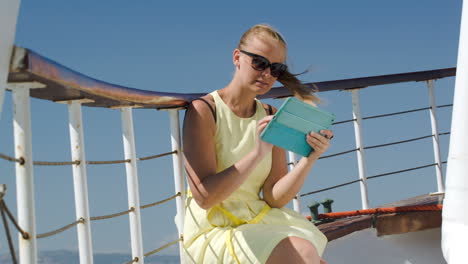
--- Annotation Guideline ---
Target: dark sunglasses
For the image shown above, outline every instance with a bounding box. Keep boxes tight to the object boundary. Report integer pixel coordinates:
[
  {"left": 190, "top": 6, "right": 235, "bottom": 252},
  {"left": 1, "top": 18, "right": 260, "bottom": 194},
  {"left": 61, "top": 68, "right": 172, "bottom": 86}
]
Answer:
[{"left": 239, "top": 50, "right": 287, "bottom": 78}]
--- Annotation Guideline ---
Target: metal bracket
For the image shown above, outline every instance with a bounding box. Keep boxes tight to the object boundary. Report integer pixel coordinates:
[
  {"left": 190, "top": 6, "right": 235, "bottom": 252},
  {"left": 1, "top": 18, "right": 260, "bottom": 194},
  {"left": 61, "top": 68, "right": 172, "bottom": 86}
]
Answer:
[{"left": 7, "top": 82, "right": 46, "bottom": 90}]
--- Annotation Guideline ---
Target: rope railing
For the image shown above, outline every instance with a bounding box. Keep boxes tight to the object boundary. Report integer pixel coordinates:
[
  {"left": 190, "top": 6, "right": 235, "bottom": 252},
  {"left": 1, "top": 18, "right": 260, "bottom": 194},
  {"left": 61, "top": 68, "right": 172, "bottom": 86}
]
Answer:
[
  {"left": 138, "top": 150, "right": 177, "bottom": 161},
  {"left": 1, "top": 200, "right": 18, "bottom": 264},
  {"left": 1, "top": 190, "right": 182, "bottom": 262},
  {"left": 144, "top": 238, "right": 182, "bottom": 257},
  {"left": 0, "top": 182, "right": 180, "bottom": 263},
  {"left": 141, "top": 192, "right": 181, "bottom": 209},
  {"left": 31, "top": 193, "right": 181, "bottom": 241},
  {"left": 0, "top": 153, "right": 23, "bottom": 164},
  {"left": 123, "top": 238, "right": 183, "bottom": 264},
  {"left": 0, "top": 103, "right": 452, "bottom": 168},
  {"left": 34, "top": 161, "right": 80, "bottom": 166},
  {"left": 87, "top": 159, "right": 130, "bottom": 165},
  {"left": 0, "top": 77, "right": 455, "bottom": 262},
  {"left": 0, "top": 150, "right": 176, "bottom": 166},
  {"left": 300, "top": 161, "right": 444, "bottom": 197},
  {"left": 36, "top": 218, "right": 84, "bottom": 239},
  {"left": 0, "top": 199, "right": 29, "bottom": 239},
  {"left": 90, "top": 208, "right": 135, "bottom": 221},
  {"left": 1, "top": 185, "right": 18, "bottom": 264}
]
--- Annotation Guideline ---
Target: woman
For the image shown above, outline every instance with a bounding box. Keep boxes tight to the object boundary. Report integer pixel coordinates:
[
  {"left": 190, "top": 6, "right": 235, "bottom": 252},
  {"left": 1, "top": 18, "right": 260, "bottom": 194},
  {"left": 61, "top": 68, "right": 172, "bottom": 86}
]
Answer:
[{"left": 183, "top": 24, "right": 333, "bottom": 264}]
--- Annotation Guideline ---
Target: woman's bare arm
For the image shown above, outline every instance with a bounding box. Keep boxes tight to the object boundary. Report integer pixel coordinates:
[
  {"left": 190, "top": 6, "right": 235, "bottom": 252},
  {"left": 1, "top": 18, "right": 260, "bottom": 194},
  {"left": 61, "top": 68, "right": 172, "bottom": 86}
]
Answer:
[
  {"left": 183, "top": 98, "right": 271, "bottom": 209},
  {"left": 262, "top": 106, "right": 333, "bottom": 208}
]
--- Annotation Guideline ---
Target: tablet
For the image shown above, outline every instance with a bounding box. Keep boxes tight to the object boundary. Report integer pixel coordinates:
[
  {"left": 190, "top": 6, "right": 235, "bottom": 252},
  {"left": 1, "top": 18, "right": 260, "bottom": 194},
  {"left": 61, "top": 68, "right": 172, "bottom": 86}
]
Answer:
[{"left": 260, "top": 97, "right": 335, "bottom": 157}]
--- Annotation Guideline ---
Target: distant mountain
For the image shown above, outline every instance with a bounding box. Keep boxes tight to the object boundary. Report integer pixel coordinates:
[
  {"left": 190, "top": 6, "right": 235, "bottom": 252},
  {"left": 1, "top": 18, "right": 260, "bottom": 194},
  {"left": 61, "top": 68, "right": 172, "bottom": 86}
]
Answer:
[{"left": 0, "top": 250, "right": 180, "bottom": 264}]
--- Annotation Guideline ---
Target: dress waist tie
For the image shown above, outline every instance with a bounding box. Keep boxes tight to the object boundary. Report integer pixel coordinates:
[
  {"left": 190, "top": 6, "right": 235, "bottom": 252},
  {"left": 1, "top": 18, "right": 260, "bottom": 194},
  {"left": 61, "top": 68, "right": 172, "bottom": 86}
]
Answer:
[
  {"left": 187, "top": 190, "right": 271, "bottom": 263},
  {"left": 208, "top": 204, "right": 271, "bottom": 264}
]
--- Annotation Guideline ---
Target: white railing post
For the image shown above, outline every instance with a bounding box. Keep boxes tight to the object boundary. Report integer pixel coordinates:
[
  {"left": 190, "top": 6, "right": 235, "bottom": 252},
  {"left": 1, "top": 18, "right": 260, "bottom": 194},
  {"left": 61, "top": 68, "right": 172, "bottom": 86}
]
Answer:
[
  {"left": 288, "top": 151, "right": 301, "bottom": 213},
  {"left": 12, "top": 87, "right": 37, "bottom": 264},
  {"left": 121, "top": 107, "right": 144, "bottom": 264},
  {"left": 68, "top": 101, "right": 94, "bottom": 264},
  {"left": 426, "top": 80, "right": 445, "bottom": 193},
  {"left": 0, "top": 0, "right": 21, "bottom": 119},
  {"left": 351, "top": 89, "right": 370, "bottom": 209},
  {"left": 442, "top": 0, "right": 468, "bottom": 263},
  {"left": 167, "top": 109, "right": 186, "bottom": 262}
]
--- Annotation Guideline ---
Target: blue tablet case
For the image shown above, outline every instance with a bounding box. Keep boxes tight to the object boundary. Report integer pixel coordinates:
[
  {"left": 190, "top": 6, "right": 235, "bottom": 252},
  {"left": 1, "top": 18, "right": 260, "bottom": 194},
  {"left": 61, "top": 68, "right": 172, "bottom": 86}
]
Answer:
[{"left": 260, "top": 97, "right": 335, "bottom": 157}]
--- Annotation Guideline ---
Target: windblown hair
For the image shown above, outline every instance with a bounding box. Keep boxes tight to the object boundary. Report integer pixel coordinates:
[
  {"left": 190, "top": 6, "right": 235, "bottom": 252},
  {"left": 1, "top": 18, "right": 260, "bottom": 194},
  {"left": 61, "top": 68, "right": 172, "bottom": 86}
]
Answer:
[{"left": 238, "top": 24, "right": 320, "bottom": 104}]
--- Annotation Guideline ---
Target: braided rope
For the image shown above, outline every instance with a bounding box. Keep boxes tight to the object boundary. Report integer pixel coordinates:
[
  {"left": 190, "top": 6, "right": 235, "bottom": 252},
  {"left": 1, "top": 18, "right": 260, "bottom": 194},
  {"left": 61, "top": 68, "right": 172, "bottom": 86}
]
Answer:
[
  {"left": 33, "top": 160, "right": 80, "bottom": 166},
  {"left": 140, "top": 192, "right": 181, "bottom": 210},
  {"left": 36, "top": 218, "right": 85, "bottom": 239},
  {"left": 0, "top": 192, "right": 181, "bottom": 245},
  {"left": 1, "top": 200, "right": 29, "bottom": 239},
  {"left": 144, "top": 238, "right": 182, "bottom": 258},
  {"left": 0, "top": 151, "right": 176, "bottom": 166},
  {"left": 0, "top": 153, "right": 23, "bottom": 163},
  {"left": 1, "top": 200, "right": 18, "bottom": 264},
  {"left": 87, "top": 159, "right": 131, "bottom": 165},
  {"left": 90, "top": 208, "right": 135, "bottom": 221},
  {"left": 124, "top": 257, "right": 139, "bottom": 264},
  {"left": 138, "top": 150, "right": 177, "bottom": 161},
  {"left": 123, "top": 238, "right": 183, "bottom": 264}
]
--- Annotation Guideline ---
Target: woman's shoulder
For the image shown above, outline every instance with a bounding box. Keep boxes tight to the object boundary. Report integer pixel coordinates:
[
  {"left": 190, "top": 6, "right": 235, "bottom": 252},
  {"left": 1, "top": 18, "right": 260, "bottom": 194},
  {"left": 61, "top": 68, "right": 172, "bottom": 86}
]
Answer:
[{"left": 187, "top": 93, "right": 216, "bottom": 123}]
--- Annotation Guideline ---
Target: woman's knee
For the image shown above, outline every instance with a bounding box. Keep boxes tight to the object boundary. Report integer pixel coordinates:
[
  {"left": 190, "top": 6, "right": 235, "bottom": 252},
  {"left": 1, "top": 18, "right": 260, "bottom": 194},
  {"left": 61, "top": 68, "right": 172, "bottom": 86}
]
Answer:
[
  {"left": 289, "top": 237, "right": 319, "bottom": 261},
  {"left": 267, "top": 236, "right": 321, "bottom": 264}
]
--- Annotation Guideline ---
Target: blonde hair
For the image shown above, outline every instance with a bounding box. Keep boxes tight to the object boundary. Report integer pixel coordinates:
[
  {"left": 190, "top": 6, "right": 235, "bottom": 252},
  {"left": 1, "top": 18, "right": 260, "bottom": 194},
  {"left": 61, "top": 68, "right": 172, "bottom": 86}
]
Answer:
[{"left": 238, "top": 24, "right": 320, "bottom": 104}]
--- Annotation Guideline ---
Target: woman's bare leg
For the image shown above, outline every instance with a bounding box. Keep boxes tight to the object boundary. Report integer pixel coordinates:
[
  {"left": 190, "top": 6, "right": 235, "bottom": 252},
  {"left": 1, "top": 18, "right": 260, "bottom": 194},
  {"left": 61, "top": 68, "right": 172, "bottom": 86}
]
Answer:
[{"left": 265, "top": 236, "right": 323, "bottom": 264}]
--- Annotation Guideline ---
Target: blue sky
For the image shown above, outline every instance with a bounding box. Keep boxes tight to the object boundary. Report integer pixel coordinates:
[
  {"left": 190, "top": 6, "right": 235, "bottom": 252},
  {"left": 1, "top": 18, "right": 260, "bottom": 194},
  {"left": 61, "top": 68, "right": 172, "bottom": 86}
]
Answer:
[{"left": 0, "top": 0, "right": 462, "bottom": 257}]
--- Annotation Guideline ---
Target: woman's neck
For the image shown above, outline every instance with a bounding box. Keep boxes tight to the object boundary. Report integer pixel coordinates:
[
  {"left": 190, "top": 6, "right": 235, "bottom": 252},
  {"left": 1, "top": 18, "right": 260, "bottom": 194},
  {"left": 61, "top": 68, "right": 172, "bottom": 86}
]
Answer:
[{"left": 218, "top": 82, "right": 257, "bottom": 118}]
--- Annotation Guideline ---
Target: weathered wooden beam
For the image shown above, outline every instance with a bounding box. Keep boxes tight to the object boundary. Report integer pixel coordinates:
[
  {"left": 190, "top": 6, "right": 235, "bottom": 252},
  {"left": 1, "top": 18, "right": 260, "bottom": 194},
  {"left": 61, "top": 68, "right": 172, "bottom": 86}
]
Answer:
[{"left": 376, "top": 211, "right": 442, "bottom": 236}]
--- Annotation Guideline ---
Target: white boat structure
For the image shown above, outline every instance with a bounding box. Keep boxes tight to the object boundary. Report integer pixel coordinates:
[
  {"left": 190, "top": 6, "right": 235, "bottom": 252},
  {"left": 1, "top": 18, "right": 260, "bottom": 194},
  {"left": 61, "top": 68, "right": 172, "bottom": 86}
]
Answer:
[{"left": 1, "top": 0, "right": 467, "bottom": 263}]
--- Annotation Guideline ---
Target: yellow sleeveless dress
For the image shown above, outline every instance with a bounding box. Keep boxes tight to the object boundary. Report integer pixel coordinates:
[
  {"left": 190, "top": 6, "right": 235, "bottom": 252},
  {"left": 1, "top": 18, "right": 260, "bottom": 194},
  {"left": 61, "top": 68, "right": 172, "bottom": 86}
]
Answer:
[{"left": 183, "top": 91, "right": 327, "bottom": 263}]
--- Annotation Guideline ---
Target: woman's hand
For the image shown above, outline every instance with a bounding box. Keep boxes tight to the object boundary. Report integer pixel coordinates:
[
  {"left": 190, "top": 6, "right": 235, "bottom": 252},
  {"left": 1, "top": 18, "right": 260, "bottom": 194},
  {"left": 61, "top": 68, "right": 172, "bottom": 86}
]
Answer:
[
  {"left": 306, "top": 129, "right": 333, "bottom": 160},
  {"left": 255, "top": 115, "right": 274, "bottom": 157}
]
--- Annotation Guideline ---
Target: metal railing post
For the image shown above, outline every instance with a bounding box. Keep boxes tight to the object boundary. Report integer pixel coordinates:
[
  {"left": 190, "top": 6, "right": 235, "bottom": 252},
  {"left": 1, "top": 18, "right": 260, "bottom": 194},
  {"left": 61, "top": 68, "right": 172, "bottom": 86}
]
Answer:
[
  {"left": 68, "top": 101, "right": 94, "bottom": 264},
  {"left": 426, "top": 80, "right": 445, "bottom": 193},
  {"left": 121, "top": 107, "right": 144, "bottom": 263},
  {"left": 12, "top": 87, "right": 37, "bottom": 264},
  {"left": 0, "top": 0, "right": 21, "bottom": 119},
  {"left": 351, "top": 89, "right": 370, "bottom": 209},
  {"left": 288, "top": 151, "right": 301, "bottom": 213},
  {"left": 168, "top": 109, "right": 186, "bottom": 263}
]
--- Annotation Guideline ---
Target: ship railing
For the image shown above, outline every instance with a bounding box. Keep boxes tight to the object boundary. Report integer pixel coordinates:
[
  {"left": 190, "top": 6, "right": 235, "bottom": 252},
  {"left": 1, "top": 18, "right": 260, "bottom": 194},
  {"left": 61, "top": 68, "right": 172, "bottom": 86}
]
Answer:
[
  {"left": 1, "top": 48, "right": 455, "bottom": 263},
  {"left": 299, "top": 100, "right": 451, "bottom": 199},
  {"left": 0, "top": 32, "right": 456, "bottom": 264}
]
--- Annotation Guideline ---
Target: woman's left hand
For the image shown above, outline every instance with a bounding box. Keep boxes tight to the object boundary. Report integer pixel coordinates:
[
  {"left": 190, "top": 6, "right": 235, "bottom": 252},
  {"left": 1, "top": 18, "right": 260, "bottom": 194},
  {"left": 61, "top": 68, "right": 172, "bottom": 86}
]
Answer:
[{"left": 306, "top": 129, "right": 333, "bottom": 160}]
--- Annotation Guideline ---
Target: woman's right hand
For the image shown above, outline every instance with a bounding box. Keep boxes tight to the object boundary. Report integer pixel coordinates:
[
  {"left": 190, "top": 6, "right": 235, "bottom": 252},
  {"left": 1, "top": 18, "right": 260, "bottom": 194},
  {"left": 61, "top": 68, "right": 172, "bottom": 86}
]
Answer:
[{"left": 255, "top": 115, "right": 274, "bottom": 157}]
